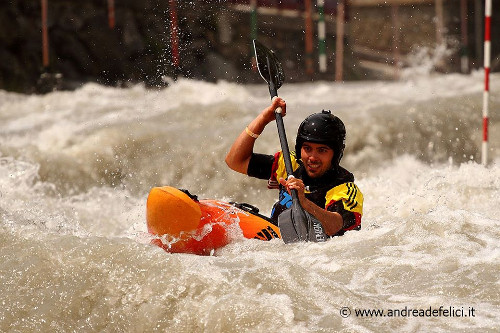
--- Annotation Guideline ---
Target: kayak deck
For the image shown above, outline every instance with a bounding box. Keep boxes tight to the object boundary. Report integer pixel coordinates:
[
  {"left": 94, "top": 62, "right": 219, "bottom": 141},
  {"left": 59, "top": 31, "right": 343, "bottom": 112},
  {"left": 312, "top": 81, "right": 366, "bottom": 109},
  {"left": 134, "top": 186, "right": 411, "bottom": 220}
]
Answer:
[{"left": 146, "top": 186, "right": 281, "bottom": 255}]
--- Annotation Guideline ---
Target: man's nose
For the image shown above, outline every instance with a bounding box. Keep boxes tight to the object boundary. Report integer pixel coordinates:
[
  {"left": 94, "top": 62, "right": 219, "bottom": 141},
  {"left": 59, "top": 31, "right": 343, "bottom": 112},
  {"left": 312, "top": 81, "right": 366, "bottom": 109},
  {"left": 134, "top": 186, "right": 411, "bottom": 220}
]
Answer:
[{"left": 308, "top": 151, "right": 319, "bottom": 160}]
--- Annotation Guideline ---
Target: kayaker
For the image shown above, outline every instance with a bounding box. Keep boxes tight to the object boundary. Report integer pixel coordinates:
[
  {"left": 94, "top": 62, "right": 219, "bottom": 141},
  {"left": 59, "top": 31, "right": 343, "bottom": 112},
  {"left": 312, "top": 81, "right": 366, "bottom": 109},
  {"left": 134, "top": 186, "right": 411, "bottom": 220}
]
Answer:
[{"left": 225, "top": 97, "right": 363, "bottom": 237}]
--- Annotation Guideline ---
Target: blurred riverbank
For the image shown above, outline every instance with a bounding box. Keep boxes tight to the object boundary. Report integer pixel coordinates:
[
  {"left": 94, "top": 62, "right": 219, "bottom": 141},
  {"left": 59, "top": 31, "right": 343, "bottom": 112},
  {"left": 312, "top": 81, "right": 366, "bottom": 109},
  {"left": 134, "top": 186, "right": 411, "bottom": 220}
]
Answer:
[{"left": 2, "top": 0, "right": 483, "bottom": 94}]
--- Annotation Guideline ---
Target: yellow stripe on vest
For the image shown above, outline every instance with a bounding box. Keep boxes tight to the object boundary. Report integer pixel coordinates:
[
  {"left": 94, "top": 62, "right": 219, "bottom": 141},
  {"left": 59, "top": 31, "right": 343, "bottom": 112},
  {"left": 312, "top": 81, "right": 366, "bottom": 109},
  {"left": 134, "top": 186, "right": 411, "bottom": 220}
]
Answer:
[
  {"left": 274, "top": 151, "right": 300, "bottom": 181},
  {"left": 326, "top": 182, "right": 364, "bottom": 214}
]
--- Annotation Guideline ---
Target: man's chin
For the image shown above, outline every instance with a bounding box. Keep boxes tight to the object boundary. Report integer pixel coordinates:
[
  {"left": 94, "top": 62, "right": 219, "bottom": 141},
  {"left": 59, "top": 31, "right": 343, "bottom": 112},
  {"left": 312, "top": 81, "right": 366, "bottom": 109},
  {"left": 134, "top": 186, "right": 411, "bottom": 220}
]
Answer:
[{"left": 306, "top": 168, "right": 323, "bottom": 178}]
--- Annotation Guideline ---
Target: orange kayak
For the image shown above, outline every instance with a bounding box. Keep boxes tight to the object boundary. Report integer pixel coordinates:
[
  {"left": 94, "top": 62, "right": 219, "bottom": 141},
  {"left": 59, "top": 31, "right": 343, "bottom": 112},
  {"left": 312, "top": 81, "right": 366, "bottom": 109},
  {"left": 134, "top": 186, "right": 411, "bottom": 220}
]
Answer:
[{"left": 146, "top": 186, "right": 281, "bottom": 255}]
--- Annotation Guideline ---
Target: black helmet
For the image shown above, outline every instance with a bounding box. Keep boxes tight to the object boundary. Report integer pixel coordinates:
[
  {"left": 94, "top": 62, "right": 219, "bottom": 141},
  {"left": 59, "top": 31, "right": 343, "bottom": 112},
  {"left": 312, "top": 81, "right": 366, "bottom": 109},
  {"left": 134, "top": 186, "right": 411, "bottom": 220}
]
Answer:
[{"left": 295, "top": 110, "right": 346, "bottom": 166}]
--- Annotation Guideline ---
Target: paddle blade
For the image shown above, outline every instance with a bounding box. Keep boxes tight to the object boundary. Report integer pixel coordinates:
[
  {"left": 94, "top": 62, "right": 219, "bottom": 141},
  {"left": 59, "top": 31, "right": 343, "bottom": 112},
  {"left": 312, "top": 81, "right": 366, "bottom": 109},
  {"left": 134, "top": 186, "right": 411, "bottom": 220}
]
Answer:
[
  {"left": 278, "top": 204, "right": 329, "bottom": 244},
  {"left": 253, "top": 40, "right": 285, "bottom": 90},
  {"left": 278, "top": 206, "right": 307, "bottom": 243}
]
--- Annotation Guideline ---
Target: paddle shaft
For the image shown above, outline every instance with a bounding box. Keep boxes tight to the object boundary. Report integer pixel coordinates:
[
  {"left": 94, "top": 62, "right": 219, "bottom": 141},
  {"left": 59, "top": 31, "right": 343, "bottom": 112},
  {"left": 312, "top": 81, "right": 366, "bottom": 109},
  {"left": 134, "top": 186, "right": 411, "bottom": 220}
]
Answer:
[{"left": 267, "top": 79, "right": 300, "bottom": 204}]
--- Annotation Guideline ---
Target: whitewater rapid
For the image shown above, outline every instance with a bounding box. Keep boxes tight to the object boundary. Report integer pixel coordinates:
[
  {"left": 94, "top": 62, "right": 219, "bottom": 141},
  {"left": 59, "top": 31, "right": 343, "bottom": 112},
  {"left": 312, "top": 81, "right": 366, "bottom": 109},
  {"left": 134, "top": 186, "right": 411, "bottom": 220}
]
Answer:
[{"left": 0, "top": 72, "right": 499, "bottom": 332}]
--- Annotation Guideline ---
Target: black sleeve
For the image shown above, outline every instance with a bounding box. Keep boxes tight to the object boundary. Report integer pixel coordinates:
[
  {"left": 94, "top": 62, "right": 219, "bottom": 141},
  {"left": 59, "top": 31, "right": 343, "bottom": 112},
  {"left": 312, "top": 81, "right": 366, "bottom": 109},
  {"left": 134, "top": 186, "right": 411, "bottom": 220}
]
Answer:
[
  {"left": 327, "top": 200, "right": 356, "bottom": 230},
  {"left": 247, "top": 153, "right": 275, "bottom": 180}
]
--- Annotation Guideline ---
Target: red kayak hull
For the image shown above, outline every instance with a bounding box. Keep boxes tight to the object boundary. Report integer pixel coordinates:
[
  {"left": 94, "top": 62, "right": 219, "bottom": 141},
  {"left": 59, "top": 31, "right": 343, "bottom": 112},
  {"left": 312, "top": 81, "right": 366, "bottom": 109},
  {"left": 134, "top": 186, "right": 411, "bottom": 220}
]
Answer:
[{"left": 146, "top": 186, "right": 281, "bottom": 255}]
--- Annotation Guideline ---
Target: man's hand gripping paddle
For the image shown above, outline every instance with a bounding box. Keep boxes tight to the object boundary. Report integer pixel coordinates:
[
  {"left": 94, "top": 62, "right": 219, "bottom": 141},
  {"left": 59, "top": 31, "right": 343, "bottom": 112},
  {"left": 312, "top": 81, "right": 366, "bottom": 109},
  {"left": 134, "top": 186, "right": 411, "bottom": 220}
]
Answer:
[{"left": 253, "top": 40, "right": 327, "bottom": 243}]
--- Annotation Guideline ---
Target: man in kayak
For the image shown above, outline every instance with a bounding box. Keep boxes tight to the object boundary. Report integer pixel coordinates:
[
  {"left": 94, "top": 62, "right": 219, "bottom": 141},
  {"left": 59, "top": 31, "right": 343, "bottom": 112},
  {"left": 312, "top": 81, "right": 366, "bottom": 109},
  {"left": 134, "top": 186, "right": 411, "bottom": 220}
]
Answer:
[{"left": 225, "top": 97, "right": 363, "bottom": 237}]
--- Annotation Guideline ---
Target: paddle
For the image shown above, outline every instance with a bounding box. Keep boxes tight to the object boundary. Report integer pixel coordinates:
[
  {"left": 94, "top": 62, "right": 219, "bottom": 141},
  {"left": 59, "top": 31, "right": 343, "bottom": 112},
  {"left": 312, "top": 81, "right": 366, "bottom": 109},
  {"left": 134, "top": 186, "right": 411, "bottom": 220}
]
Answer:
[{"left": 253, "top": 40, "right": 326, "bottom": 243}]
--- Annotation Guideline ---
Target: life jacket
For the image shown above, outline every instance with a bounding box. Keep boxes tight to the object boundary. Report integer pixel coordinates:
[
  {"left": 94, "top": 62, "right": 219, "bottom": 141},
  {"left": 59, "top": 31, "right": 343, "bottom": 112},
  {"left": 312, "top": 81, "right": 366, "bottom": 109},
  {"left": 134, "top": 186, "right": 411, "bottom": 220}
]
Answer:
[{"left": 268, "top": 151, "right": 363, "bottom": 233}]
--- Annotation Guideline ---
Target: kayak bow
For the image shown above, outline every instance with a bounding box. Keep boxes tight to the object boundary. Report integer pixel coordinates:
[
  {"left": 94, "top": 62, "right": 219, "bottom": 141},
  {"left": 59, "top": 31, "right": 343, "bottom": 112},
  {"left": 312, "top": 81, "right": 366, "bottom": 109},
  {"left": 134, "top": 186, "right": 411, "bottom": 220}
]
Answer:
[{"left": 146, "top": 186, "right": 281, "bottom": 255}]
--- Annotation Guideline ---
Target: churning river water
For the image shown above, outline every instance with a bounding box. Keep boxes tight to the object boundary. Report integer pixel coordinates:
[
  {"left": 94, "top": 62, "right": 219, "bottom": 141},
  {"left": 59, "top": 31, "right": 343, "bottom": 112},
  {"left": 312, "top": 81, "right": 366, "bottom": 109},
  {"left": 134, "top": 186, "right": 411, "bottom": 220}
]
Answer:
[{"left": 1, "top": 71, "right": 499, "bottom": 332}]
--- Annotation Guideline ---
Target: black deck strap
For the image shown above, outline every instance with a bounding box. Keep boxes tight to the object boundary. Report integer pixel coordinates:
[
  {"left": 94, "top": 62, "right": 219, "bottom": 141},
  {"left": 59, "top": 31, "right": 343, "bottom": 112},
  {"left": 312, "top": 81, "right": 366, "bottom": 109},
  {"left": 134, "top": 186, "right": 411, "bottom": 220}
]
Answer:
[
  {"left": 230, "top": 202, "right": 260, "bottom": 214},
  {"left": 179, "top": 189, "right": 198, "bottom": 202},
  {"left": 230, "top": 201, "right": 278, "bottom": 226}
]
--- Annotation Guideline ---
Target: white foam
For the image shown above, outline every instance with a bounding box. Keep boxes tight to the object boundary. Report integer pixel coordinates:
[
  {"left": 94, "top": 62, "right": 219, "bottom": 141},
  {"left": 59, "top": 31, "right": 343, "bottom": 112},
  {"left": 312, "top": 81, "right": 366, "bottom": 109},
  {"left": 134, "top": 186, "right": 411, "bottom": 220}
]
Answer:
[{"left": 1, "top": 74, "right": 499, "bottom": 332}]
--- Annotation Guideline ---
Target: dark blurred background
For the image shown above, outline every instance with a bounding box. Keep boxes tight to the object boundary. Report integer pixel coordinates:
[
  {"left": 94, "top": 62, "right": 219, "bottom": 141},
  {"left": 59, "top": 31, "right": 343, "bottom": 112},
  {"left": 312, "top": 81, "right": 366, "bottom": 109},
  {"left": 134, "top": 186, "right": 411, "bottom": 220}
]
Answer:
[{"left": 1, "top": 0, "right": 497, "bottom": 93}]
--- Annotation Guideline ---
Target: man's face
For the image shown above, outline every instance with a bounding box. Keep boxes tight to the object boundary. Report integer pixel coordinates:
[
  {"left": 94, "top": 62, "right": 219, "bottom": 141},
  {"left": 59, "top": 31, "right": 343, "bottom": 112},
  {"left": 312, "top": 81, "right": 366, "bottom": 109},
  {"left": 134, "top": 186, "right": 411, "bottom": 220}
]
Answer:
[{"left": 300, "top": 142, "right": 334, "bottom": 178}]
